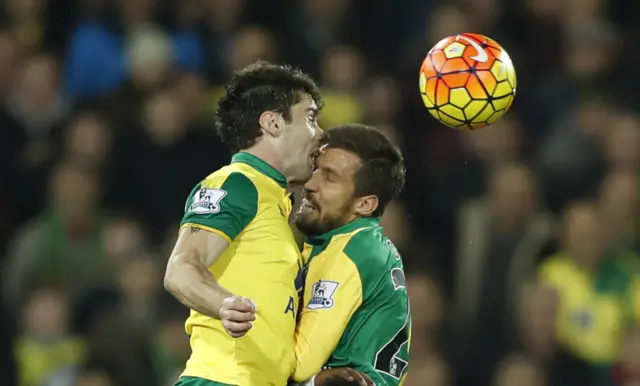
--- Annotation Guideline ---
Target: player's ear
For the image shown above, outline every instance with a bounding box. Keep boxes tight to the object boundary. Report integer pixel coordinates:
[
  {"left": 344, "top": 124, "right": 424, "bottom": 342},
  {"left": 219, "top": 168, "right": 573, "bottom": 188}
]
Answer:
[
  {"left": 259, "top": 111, "right": 282, "bottom": 137},
  {"left": 354, "top": 195, "right": 378, "bottom": 217}
]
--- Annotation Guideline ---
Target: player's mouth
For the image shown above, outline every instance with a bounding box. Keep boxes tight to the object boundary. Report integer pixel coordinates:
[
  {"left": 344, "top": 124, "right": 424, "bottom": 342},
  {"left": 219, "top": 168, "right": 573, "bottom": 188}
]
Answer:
[{"left": 300, "top": 197, "right": 319, "bottom": 213}]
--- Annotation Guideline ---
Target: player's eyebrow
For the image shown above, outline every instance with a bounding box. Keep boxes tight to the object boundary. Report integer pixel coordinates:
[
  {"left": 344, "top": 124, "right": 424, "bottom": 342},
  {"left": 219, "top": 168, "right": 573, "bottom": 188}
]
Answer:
[
  {"left": 322, "top": 165, "right": 341, "bottom": 178},
  {"left": 306, "top": 107, "right": 319, "bottom": 117}
]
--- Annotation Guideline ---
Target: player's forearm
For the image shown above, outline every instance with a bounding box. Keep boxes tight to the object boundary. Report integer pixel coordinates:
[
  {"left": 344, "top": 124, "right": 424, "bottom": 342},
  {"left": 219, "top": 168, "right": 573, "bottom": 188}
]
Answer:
[
  {"left": 293, "top": 338, "right": 330, "bottom": 381},
  {"left": 164, "top": 252, "right": 233, "bottom": 318}
]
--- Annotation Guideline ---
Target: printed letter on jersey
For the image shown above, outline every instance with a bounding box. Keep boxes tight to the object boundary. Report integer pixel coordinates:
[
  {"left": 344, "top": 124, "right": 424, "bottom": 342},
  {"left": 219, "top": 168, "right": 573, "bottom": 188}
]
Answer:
[
  {"left": 307, "top": 280, "right": 339, "bottom": 310},
  {"left": 188, "top": 187, "right": 227, "bottom": 214}
]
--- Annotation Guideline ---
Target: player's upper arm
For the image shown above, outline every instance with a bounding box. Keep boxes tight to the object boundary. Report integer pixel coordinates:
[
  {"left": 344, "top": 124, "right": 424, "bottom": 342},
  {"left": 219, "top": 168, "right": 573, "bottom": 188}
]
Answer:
[
  {"left": 293, "top": 251, "right": 364, "bottom": 381},
  {"left": 181, "top": 172, "right": 259, "bottom": 240},
  {"left": 173, "top": 172, "right": 259, "bottom": 267},
  {"left": 170, "top": 227, "right": 231, "bottom": 268}
]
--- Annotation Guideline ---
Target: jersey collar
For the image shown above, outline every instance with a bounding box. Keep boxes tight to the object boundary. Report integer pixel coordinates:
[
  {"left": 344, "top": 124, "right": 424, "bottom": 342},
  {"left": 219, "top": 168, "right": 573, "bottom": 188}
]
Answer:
[
  {"left": 307, "top": 216, "right": 380, "bottom": 245},
  {"left": 232, "top": 152, "right": 287, "bottom": 188}
]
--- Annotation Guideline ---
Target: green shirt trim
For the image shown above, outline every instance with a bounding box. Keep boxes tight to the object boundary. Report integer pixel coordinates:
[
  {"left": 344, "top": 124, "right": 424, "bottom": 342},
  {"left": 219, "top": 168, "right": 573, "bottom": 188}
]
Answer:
[
  {"left": 307, "top": 216, "right": 380, "bottom": 245},
  {"left": 181, "top": 173, "right": 259, "bottom": 241},
  {"left": 231, "top": 152, "right": 287, "bottom": 188}
]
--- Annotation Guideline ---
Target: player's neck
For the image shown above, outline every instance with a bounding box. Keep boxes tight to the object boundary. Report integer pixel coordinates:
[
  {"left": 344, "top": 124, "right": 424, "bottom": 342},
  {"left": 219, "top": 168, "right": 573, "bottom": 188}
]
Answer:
[{"left": 241, "top": 145, "right": 285, "bottom": 177}]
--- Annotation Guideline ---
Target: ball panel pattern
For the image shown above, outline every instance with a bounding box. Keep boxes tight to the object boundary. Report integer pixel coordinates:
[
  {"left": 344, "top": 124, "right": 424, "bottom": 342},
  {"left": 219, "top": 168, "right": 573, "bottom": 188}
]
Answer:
[
  {"left": 476, "top": 71, "right": 496, "bottom": 94},
  {"left": 442, "top": 58, "right": 468, "bottom": 73},
  {"left": 430, "top": 51, "right": 447, "bottom": 72},
  {"left": 449, "top": 88, "right": 471, "bottom": 108},
  {"left": 434, "top": 79, "right": 450, "bottom": 106},
  {"left": 444, "top": 42, "right": 466, "bottom": 58},
  {"left": 442, "top": 72, "right": 469, "bottom": 88},
  {"left": 418, "top": 33, "right": 516, "bottom": 129}
]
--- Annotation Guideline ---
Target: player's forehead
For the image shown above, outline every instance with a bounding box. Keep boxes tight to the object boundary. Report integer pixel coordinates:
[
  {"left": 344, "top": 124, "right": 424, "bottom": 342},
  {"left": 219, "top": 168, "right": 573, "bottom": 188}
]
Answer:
[
  {"left": 316, "top": 147, "right": 362, "bottom": 177},
  {"left": 291, "top": 93, "right": 318, "bottom": 114}
]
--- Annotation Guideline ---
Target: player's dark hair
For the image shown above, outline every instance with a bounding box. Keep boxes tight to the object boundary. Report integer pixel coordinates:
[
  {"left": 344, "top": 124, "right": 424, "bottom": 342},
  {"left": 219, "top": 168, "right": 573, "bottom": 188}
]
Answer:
[
  {"left": 325, "top": 124, "right": 406, "bottom": 217},
  {"left": 215, "top": 61, "right": 322, "bottom": 153}
]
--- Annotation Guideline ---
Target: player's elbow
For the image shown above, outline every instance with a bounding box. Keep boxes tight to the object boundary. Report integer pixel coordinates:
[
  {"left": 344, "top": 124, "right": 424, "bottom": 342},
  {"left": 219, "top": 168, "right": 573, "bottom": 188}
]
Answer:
[
  {"left": 163, "top": 264, "right": 177, "bottom": 294},
  {"left": 163, "top": 255, "right": 184, "bottom": 295}
]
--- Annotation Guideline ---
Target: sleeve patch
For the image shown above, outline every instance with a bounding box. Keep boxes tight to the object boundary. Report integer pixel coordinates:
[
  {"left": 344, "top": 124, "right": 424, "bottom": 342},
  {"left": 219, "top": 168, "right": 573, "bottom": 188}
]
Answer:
[
  {"left": 307, "top": 280, "right": 339, "bottom": 310},
  {"left": 391, "top": 268, "right": 407, "bottom": 290},
  {"left": 187, "top": 187, "right": 227, "bottom": 214}
]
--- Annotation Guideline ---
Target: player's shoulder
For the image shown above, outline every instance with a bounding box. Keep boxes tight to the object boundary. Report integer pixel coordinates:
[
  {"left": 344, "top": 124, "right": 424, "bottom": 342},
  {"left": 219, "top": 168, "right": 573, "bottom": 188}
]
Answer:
[
  {"left": 201, "top": 164, "right": 258, "bottom": 190},
  {"left": 340, "top": 224, "right": 402, "bottom": 270},
  {"left": 538, "top": 252, "right": 576, "bottom": 284},
  {"left": 539, "top": 252, "right": 571, "bottom": 272},
  {"left": 184, "top": 167, "right": 259, "bottom": 216}
]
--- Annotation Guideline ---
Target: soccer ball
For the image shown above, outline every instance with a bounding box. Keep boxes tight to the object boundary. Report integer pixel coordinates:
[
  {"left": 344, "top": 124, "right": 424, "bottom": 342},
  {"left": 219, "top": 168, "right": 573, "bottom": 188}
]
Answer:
[{"left": 419, "top": 33, "right": 516, "bottom": 130}]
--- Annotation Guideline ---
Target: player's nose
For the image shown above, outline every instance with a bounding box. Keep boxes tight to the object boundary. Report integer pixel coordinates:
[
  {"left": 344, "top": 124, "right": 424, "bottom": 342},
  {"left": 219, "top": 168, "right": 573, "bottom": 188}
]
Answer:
[
  {"left": 302, "top": 176, "right": 318, "bottom": 192},
  {"left": 314, "top": 127, "right": 326, "bottom": 143}
]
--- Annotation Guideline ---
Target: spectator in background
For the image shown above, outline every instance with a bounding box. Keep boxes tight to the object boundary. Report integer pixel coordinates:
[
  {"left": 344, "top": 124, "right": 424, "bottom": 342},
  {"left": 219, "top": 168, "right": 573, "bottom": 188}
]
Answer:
[
  {"left": 4, "top": 53, "right": 69, "bottom": 175},
  {"left": 172, "top": 73, "right": 208, "bottom": 130},
  {"left": 407, "top": 272, "right": 446, "bottom": 362},
  {"left": 3, "top": 0, "right": 48, "bottom": 53},
  {"left": 598, "top": 170, "right": 639, "bottom": 252},
  {"left": 603, "top": 113, "right": 640, "bottom": 173},
  {"left": 285, "top": 0, "right": 360, "bottom": 75},
  {"left": 15, "top": 287, "right": 85, "bottom": 386},
  {"left": 454, "top": 163, "right": 553, "bottom": 386},
  {"left": 492, "top": 355, "right": 547, "bottom": 386},
  {"left": 380, "top": 201, "right": 412, "bottom": 254},
  {"left": 615, "top": 328, "right": 640, "bottom": 386},
  {"left": 114, "top": 255, "right": 164, "bottom": 330},
  {"left": 86, "top": 301, "right": 157, "bottom": 386},
  {"left": 0, "top": 29, "right": 18, "bottom": 98},
  {"left": 106, "top": 88, "right": 218, "bottom": 242},
  {"left": 62, "top": 110, "right": 112, "bottom": 170},
  {"left": 422, "top": 118, "right": 524, "bottom": 261},
  {"left": 515, "top": 284, "right": 592, "bottom": 386},
  {"left": 539, "top": 202, "right": 640, "bottom": 384},
  {"left": 71, "top": 363, "right": 116, "bottom": 386},
  {"left": 1, "top": 53, "right": 68, "bottom": 228},
  {"left": 199, "top": 0, "right": 248, "bottom": 83},
  {"left": 319, "top": 45, "right": 365, "bottom": 128},
  {"left": 206, "top": 25, "right": 277, "bottom": 110},
  {"left": 150, "top": 305, "right": 190, "bottom": 386},
  {"left": 100, "top": 217, "right": 148, "bottom": 267},
  {"left": 362, "top": 77, "right": 402, "bottom": 145},
  {"left": 169, "top": 0, "right": 205, "bottom": 73},
  {"left": 108, "top": 25, "right": 174, "bottom": 130},
  {"left": 65, "top": 0, "right": 204, "bottom": 100},
  {"left": 404, "top": 355, "right": 451, "bottom": 386},
  {"left": 2, "top": 161, "right": 111, "bottom": 311},
  {"left": 537, "top": 97, "right": 611, "bottom": 211}
]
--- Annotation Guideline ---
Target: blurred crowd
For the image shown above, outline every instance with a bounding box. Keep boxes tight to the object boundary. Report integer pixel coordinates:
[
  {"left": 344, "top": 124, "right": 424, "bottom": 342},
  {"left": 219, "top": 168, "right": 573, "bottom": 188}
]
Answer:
[{"left": 1, "top": 0, "right": 640, "bottom": 386}]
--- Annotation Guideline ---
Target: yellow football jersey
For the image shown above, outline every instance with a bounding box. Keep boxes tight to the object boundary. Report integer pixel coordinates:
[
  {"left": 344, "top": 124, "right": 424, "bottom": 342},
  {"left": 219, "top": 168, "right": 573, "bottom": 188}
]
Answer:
[
  {"left": 179, "top": 152, "right": 304, "bottom": 385},
  {"left": 294, "top": 217, "right": 410, "bottom": 385},
  {"left": 539, "top": 252, "right": 640, "bottom": 364}
]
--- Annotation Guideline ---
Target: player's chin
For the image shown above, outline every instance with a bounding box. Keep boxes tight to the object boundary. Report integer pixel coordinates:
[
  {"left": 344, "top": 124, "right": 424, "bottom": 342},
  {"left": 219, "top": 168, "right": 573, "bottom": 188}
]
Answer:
[{"left": 294, "top": 209, "right": 320, "bottom": 231}]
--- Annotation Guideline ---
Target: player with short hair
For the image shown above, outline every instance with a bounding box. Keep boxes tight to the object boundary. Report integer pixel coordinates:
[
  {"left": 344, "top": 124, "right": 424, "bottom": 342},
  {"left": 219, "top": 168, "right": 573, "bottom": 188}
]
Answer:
[
  {"left": 291, "top": 124, "right": 411, "bottom": 386},
  {"left": 164, "top": 61, "right": 324, "bottom": 386}
]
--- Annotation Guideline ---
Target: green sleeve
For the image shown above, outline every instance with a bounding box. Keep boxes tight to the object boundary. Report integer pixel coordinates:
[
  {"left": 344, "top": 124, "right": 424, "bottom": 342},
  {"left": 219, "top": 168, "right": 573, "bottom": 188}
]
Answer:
[{"left": 181, "top": 172, "right": 258, "bottom": 241}]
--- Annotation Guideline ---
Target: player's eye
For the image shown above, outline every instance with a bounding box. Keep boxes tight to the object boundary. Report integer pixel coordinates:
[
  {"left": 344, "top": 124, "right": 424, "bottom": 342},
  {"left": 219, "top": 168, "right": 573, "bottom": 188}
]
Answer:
[{"left": 323, "top": 170, "right": 336, "bottom": 183}]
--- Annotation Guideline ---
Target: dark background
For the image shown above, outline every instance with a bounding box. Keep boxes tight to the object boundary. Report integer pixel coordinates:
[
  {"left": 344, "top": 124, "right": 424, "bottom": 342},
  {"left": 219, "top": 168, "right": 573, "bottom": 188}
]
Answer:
[{"left": 1, "top": 0, "right": 640, "bottom": 385}]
